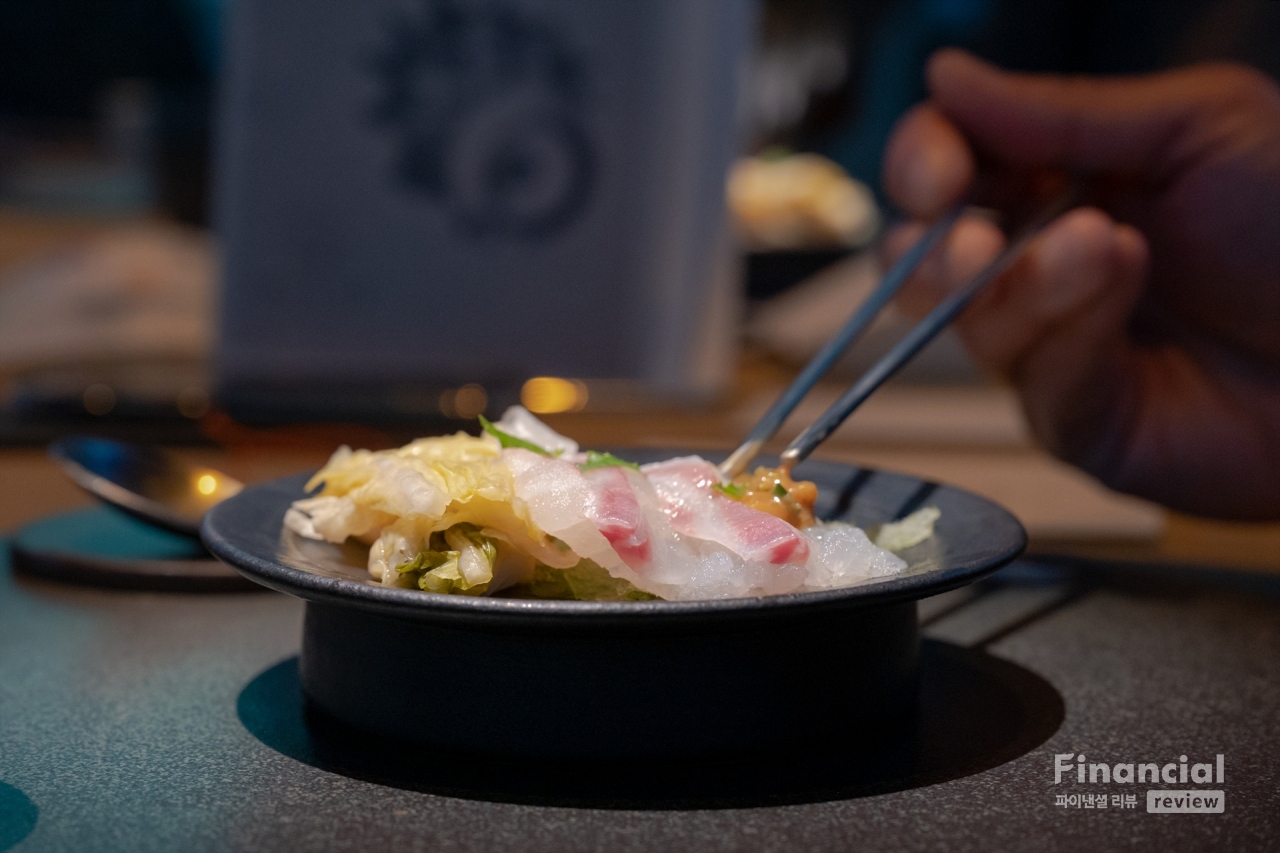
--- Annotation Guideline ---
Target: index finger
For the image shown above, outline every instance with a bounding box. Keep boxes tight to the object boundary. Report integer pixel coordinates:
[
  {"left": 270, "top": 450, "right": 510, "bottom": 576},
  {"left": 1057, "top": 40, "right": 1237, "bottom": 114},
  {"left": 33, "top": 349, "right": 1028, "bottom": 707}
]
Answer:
[{"left": 882, "top": 102, "right": 975, "bottom": 219}]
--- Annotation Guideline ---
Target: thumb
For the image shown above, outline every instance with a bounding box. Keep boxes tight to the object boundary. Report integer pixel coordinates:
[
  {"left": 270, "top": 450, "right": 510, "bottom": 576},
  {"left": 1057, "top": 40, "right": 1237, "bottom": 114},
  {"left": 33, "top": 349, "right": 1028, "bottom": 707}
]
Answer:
[{"left": 926, "top": 49, "right": 1221, "bottom": 178}]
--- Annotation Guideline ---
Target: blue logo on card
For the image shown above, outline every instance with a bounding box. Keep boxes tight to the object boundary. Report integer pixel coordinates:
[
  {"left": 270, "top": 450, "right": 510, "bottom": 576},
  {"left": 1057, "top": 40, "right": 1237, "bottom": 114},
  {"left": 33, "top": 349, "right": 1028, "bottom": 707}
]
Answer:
[{"left": 372, "top": 0, "right": 594, "bottom": 238}]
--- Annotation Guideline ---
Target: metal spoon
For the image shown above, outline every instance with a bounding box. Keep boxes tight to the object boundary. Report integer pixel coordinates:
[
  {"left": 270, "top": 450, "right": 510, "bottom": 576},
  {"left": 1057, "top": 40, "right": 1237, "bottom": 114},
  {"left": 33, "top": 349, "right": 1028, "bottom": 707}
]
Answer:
[{"left": 48, "top": 436, "right": 243, "bottom": 538}]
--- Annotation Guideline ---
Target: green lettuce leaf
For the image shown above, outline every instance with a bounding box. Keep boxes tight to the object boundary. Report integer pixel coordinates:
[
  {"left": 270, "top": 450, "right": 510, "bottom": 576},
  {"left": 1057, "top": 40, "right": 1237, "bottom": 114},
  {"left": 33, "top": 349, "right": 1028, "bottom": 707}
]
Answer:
[
  {"left": 395, "top": 523, "right": 500, "bottom": 594},
  {"left": 526, "top": 560, "right": 658, "bottom": 601},
  {"left": 446, "top": 524, "right": 497, "bottom": 566},
  {"left": 478, "top": 415, "right": 553, "bottom": 456},
  {"left": 396, "top": 549, "right": 466, "bottom": 592},
  {"left": 578, "top": 450, "right": 639, "bottom": 471}
]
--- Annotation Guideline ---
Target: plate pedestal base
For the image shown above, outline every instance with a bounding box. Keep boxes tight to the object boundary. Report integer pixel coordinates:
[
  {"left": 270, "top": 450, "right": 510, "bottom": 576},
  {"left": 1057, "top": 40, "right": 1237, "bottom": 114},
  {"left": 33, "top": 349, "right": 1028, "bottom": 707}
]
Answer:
[{"left": 299, "top": 598, "right": 920, "bottom": 760}]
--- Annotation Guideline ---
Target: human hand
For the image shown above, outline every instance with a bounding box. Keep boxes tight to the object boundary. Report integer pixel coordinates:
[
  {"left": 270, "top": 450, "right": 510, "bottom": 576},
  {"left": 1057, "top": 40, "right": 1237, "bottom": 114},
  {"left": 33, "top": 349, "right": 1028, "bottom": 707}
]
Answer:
[{"left": 881, "top": 49, "right": 1280, "bottom": 519}]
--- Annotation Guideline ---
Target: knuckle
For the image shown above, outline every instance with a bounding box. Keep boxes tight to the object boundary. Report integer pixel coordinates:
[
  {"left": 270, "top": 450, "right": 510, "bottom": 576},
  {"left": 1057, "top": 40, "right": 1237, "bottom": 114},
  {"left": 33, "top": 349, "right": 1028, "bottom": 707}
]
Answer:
[{"left": 1203, "top": 63, "right": 1280, "bottom": 110}]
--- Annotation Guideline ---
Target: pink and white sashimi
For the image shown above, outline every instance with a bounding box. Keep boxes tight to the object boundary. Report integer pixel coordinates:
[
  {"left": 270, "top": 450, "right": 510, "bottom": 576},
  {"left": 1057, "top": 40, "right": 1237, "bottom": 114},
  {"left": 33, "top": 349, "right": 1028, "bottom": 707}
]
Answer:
[{"left": 284, "top": 407, "right": 909, "bottom": 600}]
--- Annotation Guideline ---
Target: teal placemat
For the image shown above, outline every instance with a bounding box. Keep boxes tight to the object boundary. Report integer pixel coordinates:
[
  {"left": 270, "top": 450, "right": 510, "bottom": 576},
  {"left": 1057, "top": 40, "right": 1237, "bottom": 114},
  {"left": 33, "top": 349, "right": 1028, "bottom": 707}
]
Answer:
[{"left": 12, "top": 508, "right": 207, "bottom": 562}]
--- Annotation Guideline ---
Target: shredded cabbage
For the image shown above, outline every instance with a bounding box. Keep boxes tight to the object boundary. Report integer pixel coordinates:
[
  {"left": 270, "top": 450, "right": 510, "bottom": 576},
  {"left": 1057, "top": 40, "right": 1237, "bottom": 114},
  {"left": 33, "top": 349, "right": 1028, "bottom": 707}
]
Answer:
[
  {"left": 286, "top": 431, "right": 576, "bottom": 591},
  {"left": 874, "top": 506, "right": 941, "bottom": 551},
  {"left": 390, "top": 524, "right": 501, "bottom": 593},
  {"left": 527, "top": 560, "right": 658, "bottom": 602}
]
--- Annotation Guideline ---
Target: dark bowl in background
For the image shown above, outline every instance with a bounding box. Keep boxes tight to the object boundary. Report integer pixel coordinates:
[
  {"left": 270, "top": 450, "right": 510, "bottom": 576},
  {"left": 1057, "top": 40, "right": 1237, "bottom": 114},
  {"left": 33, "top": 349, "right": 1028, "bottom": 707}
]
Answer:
[
  {"left": 746, "top": 248, "right": 854, "bottom": 302},
  {"left": 201, "top": 453, "right": 1025, "bottom": 760}
]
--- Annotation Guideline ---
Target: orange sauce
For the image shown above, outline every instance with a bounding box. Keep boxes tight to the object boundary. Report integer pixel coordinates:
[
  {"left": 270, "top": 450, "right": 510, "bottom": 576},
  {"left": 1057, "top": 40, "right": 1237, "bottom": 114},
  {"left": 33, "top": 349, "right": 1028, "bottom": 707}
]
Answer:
[{"left": 730, "top": 466, "right": 818, "bottom": 528}]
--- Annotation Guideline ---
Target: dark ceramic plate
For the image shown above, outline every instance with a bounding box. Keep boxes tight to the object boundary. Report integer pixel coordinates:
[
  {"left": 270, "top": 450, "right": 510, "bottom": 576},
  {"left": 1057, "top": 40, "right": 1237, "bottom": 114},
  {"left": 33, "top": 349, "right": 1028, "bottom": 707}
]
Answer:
[{"left": 202, "top": 454, "right": 1026, "bottom": 759}]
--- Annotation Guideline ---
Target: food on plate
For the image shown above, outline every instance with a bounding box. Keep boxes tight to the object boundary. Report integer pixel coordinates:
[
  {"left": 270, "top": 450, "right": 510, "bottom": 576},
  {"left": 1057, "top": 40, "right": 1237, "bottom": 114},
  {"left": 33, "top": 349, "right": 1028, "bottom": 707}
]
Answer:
[
  {"left": 874, "top": 506, "right": 942, "bottom": 552},
  {"left": 719, "top": 465, "right": 819, "bottom": 528},
  {"left": 284, "top": 407, "right": 935, "bottom": 601},
  {"left": 727, "top": 152, "right": 880, "bottom": 250}
]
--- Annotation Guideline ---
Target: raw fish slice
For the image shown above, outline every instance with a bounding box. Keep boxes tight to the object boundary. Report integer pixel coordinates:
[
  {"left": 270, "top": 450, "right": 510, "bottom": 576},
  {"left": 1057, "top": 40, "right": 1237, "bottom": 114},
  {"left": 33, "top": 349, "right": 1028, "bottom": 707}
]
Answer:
[
  {"left": 620, "top": 469, "right": 806, "bottom": 598},
  {"left": 504, "top": 449, "right": 681, "bottom": 596},
  {"left": 495, "top": 406, "right": 579, "bottom": 456},
  {"left": 502, "top": 448, "right": 621, "bottom": 571},
  {"left": 801, "top": 523, "right": 906, "bottom": 589},
  {"left": 614, "top": 468, "right": 699, "bottom": 591},
  {"left": 580, "top": 466, "right": 652, "bottom": 570},
  {"left": 640, "top": 457, "right": 809, "bottom": 566},
  {"left": 715, "top": 496, "right": 809, "bottom": 564}
]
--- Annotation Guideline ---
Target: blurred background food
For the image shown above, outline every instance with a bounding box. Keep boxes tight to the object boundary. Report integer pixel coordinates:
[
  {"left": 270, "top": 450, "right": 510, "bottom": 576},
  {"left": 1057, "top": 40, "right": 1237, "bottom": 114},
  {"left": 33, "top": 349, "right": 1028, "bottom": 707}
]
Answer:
[
  {"left": 728, "top": 151, "right": 880, "bottom": 251},
  {"left": 2, "top": 0, "right": 1279, "bottom": 567}
]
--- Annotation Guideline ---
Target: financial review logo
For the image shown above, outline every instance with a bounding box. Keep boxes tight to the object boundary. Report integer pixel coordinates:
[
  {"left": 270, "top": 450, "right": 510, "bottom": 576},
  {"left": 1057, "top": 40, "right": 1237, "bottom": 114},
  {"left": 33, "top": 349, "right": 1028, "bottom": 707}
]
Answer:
[
  {"left": 371, "top": 0, "right": 595, "bottom": 237},
  {"left": 1052, "top": 752, "right": 1226, "bottom": 814}
]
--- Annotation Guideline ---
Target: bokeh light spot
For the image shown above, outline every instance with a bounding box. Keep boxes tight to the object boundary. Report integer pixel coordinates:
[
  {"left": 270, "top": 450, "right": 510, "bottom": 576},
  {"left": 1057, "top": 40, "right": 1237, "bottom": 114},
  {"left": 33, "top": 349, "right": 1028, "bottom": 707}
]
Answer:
[{"left": 521, "top": 377, "right": 586, "bottom": 413}]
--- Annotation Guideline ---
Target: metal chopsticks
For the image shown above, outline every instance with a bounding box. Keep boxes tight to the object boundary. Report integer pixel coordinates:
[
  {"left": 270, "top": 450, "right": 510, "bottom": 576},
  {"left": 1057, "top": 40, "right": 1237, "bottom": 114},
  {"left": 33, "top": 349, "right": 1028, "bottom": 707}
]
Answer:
[
  {"left": 717, "top": 200, "right": 968, "bottom": 479},
  {"left": 721, "top": 179, "right": 1081, "bottom": 479},
  {"left": 776, "top": 181, "right": 1081, "bottom": 471}
]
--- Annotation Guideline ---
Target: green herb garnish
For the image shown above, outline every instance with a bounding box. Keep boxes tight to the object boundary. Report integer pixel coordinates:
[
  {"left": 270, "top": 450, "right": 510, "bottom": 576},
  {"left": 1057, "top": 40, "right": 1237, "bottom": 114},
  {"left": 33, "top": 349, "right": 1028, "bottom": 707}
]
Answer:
[
  {"left": 524, "top": 560, "right": 659, "bottom": 602},
  {"left": 478, "top": 415, "right": 552, "bottom": 456},
  {"left": 772, "top": 482, "right": 789, "bottom": 498},
  {"left": 713, "top": 482, "right": 745, "bottom": 500},
  {"left": 578, "top": 450, "right": 640, "bottom": 471}
]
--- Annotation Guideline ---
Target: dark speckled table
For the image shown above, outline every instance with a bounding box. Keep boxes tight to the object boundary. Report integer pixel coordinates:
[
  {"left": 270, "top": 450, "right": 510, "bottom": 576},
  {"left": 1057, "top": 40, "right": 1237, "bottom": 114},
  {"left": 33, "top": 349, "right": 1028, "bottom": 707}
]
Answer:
[{"left": 2, "top": 545, "right": 1277, "bottom": 853}]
